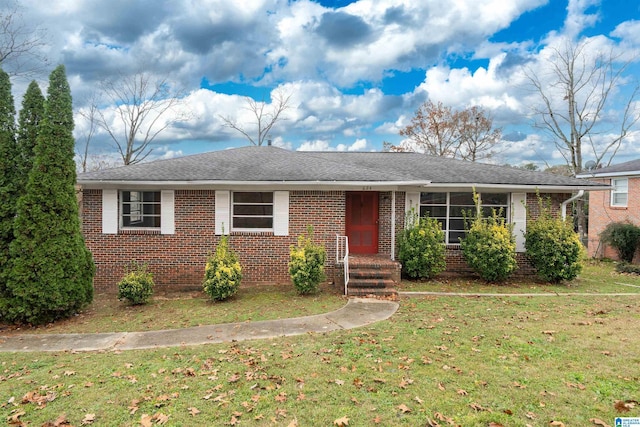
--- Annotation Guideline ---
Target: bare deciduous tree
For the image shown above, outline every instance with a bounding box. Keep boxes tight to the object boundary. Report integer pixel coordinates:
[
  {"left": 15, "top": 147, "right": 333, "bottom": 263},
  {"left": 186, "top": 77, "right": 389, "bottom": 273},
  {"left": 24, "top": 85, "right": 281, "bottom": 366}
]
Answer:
[
  {"left": 0, "top": 3, "right": 49, "bottom": 77},
  {"left": 220, "top": 89, "right": 291, "bottom": 146},
  {"left": 96, "top": 71, "right": 190, "bottom": 165},
  {"left": 390, "top": 101, "right": 502, "bottom": 161},
  {"left": 527, "top": 39, "right": 640, "bottom": 174},
  {"left": 76, "top": 94, "right": 99, "bottom": 173},
  {"left": 526, "top": 38, "right": 640, "bottom": 238},
  {"left": 456, "top": 106, "right": 502, "bottom": 162}
]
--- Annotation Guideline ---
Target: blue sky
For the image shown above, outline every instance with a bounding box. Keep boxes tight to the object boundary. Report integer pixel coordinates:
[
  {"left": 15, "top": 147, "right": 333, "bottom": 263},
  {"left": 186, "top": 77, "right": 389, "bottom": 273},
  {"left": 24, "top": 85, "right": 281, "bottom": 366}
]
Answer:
[{"left": 4, "top": 0, "right": 640, "bottom": 169}]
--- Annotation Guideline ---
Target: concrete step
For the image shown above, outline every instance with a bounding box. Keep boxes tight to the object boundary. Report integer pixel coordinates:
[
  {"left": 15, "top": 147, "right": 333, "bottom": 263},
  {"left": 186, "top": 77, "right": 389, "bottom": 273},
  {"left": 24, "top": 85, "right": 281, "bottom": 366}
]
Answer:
[
  {"left": 347, "top": 287, "right": 398, "bottom": 298},
  {"left": 347, "top": 278, "right": 396, "bottom": 289}
]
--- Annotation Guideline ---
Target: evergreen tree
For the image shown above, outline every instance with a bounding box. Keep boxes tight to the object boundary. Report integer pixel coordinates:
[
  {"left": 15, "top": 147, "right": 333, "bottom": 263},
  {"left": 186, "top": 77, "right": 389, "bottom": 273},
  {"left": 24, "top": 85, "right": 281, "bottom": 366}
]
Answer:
[
  {"left": 0, "top": 68, "right": 17, "bottom": 296},
  {"left": 16, "top": 80, "right": 45, "bottom": 186},
  {"left": 4, "top": 65, "right": 94, "bottom": 324}
]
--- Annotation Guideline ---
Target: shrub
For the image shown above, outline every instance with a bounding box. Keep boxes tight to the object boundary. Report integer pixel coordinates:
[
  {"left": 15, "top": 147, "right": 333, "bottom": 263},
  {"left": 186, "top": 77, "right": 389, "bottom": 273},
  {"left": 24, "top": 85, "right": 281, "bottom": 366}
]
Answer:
[
  {"left": 118, "top": 262, "right": 154, "bottom": 305},
  {"left": 525, "top": 197, "right": 585, "bottom": 283},
  {"left": 289, "top": 227, "right": 326, "bottom": 295},
  {"left": 616, "top": 262, "right": 640, "bottom": 275},
  {"left": 460, "top": 208, "right": 517, "bottom": 282},
  {"left": 397, "top": 211, "right": 446, "bottom": 279},
  {"left": 600, "top": 222, "right": 640, "bottom": 263},
  {"left": 203, "top": 235, "right": 242, "bottom": 301}
]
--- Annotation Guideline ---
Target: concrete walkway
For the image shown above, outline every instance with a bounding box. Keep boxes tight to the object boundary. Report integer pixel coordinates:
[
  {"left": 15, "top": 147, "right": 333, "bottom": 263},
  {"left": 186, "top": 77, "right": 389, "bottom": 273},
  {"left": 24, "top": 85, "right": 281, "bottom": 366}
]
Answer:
[{"left": 0, "top": 298, "right": 399, "bottom": 353}]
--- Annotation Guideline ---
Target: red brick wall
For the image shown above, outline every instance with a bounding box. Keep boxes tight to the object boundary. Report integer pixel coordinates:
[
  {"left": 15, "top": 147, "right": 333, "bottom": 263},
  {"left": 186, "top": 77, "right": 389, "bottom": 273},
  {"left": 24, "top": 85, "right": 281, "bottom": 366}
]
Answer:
[
  {"left": 587, "top": 177, "right": 640, "bottom": 260},
  {"left": 82, "top": 189, "right": 346, "bottom": 292},
  {"left": 82, "top": 189, "right": 574, "bottom": 291}
]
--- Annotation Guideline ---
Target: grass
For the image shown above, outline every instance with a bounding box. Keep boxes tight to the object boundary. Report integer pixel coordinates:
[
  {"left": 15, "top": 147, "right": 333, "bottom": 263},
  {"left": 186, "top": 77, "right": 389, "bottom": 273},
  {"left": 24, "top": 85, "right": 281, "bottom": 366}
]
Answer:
[
  {"left": 397, "top": 259, "right": 640, "bottom": 294},
  {"left": 0, "top": 283, "right": 346, "bottom": 335},
  {"left": 2, "top": 261, "right": 640, "bottom": 426}
]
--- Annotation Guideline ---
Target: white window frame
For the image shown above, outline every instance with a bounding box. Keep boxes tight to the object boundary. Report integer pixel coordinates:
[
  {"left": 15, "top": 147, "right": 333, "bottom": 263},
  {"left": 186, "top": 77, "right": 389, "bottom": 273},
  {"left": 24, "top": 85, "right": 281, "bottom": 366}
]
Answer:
[
  {"left": 231, "top": 191, "right": 274, "bottom": 232},
  {"left": 419, "top": 191, "right": 510, "bottom": 245},
  {"left": 611, "top": 178, "right": 628, "bottom": 207},
  {"left": 120, "top": 190, "right": 162, "bottom": 229},
  {"left": 216, "top": 190, "right": 288, "bottom": 236}
]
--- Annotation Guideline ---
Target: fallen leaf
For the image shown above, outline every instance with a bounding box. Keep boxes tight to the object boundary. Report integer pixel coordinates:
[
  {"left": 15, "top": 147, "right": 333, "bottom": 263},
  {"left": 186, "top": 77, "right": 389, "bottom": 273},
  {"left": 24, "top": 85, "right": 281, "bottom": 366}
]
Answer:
[
  {"left": 398, "top": 404, "right": 411, "bottom": 413},
  {"left": 81, "top": 413, "right": 96, "bottom": 425},
  {"left": 188, "top": 407, "right": 201, "bottom": 416},
  {"left": 287, "top": 419, "right": 299, "bottom": 427},
  {"left": 549, "top": 421, "right": 565, "bottom": 427},
  {"left": 457, "top": 389, "right": 467, "bottom": 396},
  {"left": 334, "top": 415, "right": 349, "bottom": 426},
  {"left": 489, "top": 423, "right": 504, "bottom": 427},
  {"left": 334, "top": 379, "right": 345, "bottom": 386},
  {"left": 614, "top": 400, "right": 638, "bottom": 412},
  {"left": 590, "top": 418, "right": 611, "bottom": 427}
]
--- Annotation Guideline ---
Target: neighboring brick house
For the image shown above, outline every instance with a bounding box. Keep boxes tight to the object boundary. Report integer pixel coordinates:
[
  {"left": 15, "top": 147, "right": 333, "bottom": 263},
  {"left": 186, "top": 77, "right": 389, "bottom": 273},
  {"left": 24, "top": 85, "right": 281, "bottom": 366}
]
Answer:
[
  {"left": 77, "top": 146, "right": 606, "bottom": 293},
  {"left": 577, "top": 159, "right": 640, "bottom": 260}
]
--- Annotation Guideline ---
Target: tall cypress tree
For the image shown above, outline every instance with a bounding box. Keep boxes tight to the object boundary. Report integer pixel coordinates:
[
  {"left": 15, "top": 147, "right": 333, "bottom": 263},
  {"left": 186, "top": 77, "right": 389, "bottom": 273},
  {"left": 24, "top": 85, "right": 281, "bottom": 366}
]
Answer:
[
  {"left": 5, "top": 65, "right": 94, "bottom": 324},
  {"left": 16, "top": 80, "right": 45, "bottom": 186},
  {"left": 0, "top": 68, "right": 17, "bottom": 298}
]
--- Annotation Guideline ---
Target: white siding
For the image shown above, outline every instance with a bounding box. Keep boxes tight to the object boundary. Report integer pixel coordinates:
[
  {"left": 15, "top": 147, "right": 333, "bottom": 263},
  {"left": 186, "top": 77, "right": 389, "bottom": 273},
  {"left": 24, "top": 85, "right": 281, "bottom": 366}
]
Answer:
[
  {"left": 273, "top": 191, "right": 289, "bottom": 236},
  {"left": 102, "top": 189, "right": 118, "bottom": 234},
  {"left": 160, "top": 190, "right": 175, "bottom": 235},
  {"left": 512, "top": 192, "right": 527, "bottom": 252},
  {"left": 215, "top": 190, "right": 230, "bottom": 235}
]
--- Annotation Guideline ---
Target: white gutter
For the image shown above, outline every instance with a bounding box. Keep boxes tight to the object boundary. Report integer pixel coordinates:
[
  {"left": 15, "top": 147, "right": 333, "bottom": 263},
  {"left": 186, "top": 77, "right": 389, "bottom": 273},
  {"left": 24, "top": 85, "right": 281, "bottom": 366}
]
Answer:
[
  {"left": 424, "top": 183, "right": 610, "bottom": 191},
  {"left": 77, "top": 180, "right": 432, "bottom": 189},
  {"left": 561, "top": 190, "right": 584, "bottom": 221}
]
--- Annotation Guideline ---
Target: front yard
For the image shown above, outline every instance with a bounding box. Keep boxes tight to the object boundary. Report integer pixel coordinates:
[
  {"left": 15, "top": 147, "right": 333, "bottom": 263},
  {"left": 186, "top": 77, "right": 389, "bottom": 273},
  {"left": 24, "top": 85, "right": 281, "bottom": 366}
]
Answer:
[{"left": 1, "top": 261, "right": 640, "bottom": 426}]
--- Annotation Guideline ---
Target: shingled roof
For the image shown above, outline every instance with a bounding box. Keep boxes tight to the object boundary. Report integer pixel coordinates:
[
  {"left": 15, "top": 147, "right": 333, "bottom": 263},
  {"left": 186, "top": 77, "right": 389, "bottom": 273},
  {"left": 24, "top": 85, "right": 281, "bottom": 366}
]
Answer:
[
  {"left": 576, "top": 158, "right": 640, "bottom": 178},
  {"left": 77, "top": 145, "right": 605, "bottom": 189}
]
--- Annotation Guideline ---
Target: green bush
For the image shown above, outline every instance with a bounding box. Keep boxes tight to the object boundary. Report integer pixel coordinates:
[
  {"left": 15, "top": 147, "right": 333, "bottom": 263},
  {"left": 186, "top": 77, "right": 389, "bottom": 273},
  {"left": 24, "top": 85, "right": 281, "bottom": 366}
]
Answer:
[
  {"left": 461, "top": 209, "right": 517, "bottom": 282},
  {"left": 289, "top": 227, "right": 326, "bottom": 295},
  {"left": 525, "top": 197, "right": 585, "bottom": 283},
  {"left": 397, "top": 211, "right": 446, "bottom": 279},
  {"left": 117, "top": 262, "right": 154, "bottom": 305},
  {"left": 203, "top": 235, "right": 243, "bottom": 301},
  {"left": 600, "top": 222, "right": 640, "bottom": 263},
  {"left": 616, "top": 262, "right": 640, "bottom": 275}
]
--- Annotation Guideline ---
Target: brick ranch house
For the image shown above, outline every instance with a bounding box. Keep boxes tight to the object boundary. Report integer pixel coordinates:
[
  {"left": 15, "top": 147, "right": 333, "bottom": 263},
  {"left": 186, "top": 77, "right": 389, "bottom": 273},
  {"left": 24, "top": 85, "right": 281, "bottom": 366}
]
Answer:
[
  {"left": 577, "top": 159, "right": 640, "bottom": 260},
  {"left": 77, "top": 146, "right": 606, "bottom": 295}
]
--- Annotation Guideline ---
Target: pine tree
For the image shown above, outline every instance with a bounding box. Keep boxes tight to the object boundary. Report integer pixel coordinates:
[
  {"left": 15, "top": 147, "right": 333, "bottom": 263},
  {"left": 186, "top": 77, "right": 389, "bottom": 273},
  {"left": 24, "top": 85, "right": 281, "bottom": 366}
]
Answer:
[
  {"left": 0, "top": 68, "right": 17, "bottom": 297},
  {"left": 5, "top": 65, "right": 94, "bottom": 324},
  {"left": 16, "top": 80, "right": 45, "bottom": 186}
]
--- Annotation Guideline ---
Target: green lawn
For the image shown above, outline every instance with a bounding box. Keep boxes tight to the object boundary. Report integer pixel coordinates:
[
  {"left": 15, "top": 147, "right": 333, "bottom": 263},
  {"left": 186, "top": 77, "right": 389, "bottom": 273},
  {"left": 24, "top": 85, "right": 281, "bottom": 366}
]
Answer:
[
  {"left": 2, "top": 261, "right": 640, "bottom": 426},
  {"left": 397, "top": 259, "right": 640, "bottom": 294}
]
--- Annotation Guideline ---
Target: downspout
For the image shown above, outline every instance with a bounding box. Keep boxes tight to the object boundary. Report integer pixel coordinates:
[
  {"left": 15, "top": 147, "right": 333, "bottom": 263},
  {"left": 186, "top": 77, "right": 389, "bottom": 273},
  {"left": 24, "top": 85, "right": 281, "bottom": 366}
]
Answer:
[
  {"left": 391, "top": 191, "right": 396, "bottom": 260},
  {"left": 561, "top": 190, "right": 584, "bottom": 221}
]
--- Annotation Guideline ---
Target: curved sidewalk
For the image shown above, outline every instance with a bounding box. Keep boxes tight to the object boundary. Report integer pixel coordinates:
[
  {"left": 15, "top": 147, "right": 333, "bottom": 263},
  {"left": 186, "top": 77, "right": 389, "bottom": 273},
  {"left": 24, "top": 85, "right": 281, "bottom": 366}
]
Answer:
[{"left": 0, "top": 298, "right": 399, "bottom": 353}]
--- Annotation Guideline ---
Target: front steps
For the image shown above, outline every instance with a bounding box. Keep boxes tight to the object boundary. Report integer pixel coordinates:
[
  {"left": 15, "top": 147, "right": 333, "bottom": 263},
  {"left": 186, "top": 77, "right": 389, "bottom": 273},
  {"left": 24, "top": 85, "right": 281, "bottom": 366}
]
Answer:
[{"left": 343, "top": 255, "right": 400, "bottom": 298}]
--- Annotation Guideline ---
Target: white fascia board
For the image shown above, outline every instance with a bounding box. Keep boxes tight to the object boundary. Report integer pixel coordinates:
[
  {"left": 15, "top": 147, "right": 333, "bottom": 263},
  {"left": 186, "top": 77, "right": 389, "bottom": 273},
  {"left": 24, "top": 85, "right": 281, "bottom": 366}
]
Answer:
[
  {"left": 417, "top": 183, "right": 612, "bottom": 192},
  {"left": 77, "top": 180, "right": 432, "bottom": 190},
  {"left": 576, "top": 171, "right": 640, "bottom": 179}
]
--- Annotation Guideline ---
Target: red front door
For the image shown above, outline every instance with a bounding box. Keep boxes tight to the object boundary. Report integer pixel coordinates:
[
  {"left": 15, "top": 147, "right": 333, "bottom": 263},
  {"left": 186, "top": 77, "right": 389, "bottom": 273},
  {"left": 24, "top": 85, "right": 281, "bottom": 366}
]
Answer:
[{"left": 346, "top": 192, "right": 379, "bottom": 254}]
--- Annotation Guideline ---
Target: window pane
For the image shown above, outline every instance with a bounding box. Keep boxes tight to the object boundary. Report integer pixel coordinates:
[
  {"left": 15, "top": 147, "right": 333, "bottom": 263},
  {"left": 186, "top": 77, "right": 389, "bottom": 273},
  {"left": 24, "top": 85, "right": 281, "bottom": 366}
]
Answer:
[
  {"left": 421, "top": 206, "right": 447, "bottom": 217},
  {"left": 421, "top": 192, "right": 446, "bottom": 204},
  {"left": 233, "top": 217, "right": 273, "bottom": 229},
  {"left": 481, "top": 206, "right": 507, "bottom": 218},
  {"left": 448, "top": 218, "right": 466, "bottom": 231},
  {"left": 121, "top": 191, "right": 161, "bottom": 228},
  {"left": 449, "top": 192, "right": 474, "bottom": 205},
  {"left": 613, "top": 193, "right": 628, "bottom": 205},
  {"left": 482, "top": 193, "right": 508, "bottom": 205},
  {"left": 234, "top": 205, "right": 273, "bottom": 216},
  {"left": 449, "top": 231, "right": 467, "bottom": 243},
  {"left": 449, "top": 206, "right": 474, "bottom": 217},
  {"left": 233, "top": 192, "right": 273, "bottom": 203},
  {"left": 613, "top": 179, "right": 628, "bottom": 192}
]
